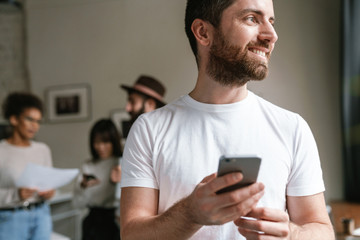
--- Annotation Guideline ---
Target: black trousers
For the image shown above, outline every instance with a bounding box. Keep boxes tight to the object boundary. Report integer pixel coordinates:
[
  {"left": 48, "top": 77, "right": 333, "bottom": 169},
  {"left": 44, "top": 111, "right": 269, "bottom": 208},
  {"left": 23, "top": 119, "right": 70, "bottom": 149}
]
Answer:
[{"left": 82, "top": 207, "right": 120, "bottom": 240}]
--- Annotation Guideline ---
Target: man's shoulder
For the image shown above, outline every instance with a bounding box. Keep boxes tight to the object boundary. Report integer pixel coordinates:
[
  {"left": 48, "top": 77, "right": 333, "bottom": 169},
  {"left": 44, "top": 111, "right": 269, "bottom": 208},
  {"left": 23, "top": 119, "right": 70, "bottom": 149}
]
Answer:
[
  {"left": 251, "top": 93, "right": 305, "bottom": 132},
  {"left": 141, "top": 96, "right": 187, "bottom": 120},
  {"left": 253, "top": 93, "right": 300, "bottom": 119}
]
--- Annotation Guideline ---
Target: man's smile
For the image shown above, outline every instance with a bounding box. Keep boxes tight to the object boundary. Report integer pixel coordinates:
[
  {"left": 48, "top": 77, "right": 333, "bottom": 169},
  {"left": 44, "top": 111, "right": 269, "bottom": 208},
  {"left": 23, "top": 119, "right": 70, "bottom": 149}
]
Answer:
[{"left": 248, "top": 46, "right": 270, "bottom": 61}]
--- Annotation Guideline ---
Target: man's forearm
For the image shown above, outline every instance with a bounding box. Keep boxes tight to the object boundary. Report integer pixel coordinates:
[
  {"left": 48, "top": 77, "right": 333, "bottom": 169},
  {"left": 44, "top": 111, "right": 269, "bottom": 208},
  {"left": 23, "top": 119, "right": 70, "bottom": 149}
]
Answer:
[
  {"left": 290, "top": 222, "right": 335, "bottom": 240},
  {"left": 121, "top": 198, "right": 202, "bottom": 240}
]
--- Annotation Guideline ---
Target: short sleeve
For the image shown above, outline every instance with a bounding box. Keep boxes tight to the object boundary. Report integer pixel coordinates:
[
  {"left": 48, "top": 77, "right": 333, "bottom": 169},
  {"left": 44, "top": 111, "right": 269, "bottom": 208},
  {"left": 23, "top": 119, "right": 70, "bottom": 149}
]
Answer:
[
  {"left": 286, "top": 116, "right": 325, "bottom": 196},
  {"left": 120, "top": 116, "right": 158, "bottom": 189}
]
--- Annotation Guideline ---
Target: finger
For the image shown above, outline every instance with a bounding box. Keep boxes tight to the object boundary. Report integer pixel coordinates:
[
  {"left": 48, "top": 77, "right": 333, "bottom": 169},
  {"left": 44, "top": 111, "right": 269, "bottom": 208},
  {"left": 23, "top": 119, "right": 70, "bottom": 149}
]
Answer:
[
  {"left": 237, "top": 227, "right": 264, "bottom": 240},
  {"left": 237, "top": 218, "right": 289, "bottom": 238},
  {"left": 111, "top": 168, "right": 122, "bottom": 182},
  {"left": 215, "top": 190, "right": 264, "bottom": 223},
  {"left": 26, "top": 189, "right": 38, "bottom": 195},
  {"left": 24, "top": 187, "right": 37, "bottom": 192},
  {"left": 246, "top": 207, "right": 289, "bottom": 222},
  {"left": 39, "top": 190, "right": 52, "bottom": 195},
  {"left": 38, "top": 191, "right": 49, "bottom": 197},
  {"left": 215, "top": 182, "right": 264, "bottom": 209},
  {"left": 112, "top": 166, "right": 121, "bottom": 173},
  {"left": 88, "top": 179, "right": 100, "bottom": 186},
  {"left": 41, "top": 190, "right": 55, "bottom": 199},
  {"left": 204, "top": 172, "right": 244, "bottom": 195},
  {"left": 24, "top": 191, "right": 36, "bottom": 198}
]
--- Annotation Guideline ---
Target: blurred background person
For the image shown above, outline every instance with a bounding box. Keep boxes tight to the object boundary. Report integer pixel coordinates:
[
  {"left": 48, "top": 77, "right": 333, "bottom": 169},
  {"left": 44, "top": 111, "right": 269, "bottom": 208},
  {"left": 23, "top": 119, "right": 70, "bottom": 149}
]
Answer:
[
  {"left": 0, "top": 92, "right": 55, "bottom": 240},
  {"left": 73, "top": 118, "right": 122, "bottom": 240},
  {"left": 120, "top": 75, "right": 166, "bottom": 137}
]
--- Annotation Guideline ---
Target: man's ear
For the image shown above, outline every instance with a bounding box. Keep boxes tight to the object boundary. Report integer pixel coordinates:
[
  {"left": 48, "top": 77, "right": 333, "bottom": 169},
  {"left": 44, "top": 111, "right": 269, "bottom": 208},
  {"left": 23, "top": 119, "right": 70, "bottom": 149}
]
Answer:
[
  {"left": 144, "top": 98, "right": 157, "bottom": 113},
  {"left": 191, "top": 19, "right": 213, "bottom": 47}
]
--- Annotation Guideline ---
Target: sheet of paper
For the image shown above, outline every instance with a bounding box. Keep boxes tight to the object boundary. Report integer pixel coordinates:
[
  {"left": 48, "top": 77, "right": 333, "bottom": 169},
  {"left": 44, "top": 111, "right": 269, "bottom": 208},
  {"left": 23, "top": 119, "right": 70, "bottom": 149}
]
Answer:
[{"left": 16, "top": 163, "right": 79, "bottom": 191}]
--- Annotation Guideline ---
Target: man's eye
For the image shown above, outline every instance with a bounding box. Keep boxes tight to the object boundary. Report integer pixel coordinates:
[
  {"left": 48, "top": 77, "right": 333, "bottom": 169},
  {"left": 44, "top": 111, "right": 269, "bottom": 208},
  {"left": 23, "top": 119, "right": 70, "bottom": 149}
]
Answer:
[{"left": 246, "top": 16, "right": 256, "bottom": 23}]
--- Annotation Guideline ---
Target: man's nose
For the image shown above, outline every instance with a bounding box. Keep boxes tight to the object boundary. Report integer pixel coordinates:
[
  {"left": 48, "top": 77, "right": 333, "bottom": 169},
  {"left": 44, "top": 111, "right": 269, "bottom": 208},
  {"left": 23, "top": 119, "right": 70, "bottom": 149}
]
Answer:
[
  {"left": 258, "top": 22, "right": 278, "bottom": 44},
  {"left": 125, "top": 102, "right": 132, "bottom": 113}
]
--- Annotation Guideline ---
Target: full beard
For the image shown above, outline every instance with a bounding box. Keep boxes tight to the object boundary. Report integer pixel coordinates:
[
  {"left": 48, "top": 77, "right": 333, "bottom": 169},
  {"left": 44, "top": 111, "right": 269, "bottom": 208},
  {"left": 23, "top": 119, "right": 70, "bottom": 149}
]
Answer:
[{"left": 207, "top": 29, "right": 270, "bottom": 87}]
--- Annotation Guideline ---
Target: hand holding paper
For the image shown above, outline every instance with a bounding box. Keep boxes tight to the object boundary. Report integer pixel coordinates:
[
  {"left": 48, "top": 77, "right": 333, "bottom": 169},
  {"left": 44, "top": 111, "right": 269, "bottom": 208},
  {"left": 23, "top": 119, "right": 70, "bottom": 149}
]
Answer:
[
  {"left": 16, "top": 163, "right": 79, "bottom": 191},
  {"left": 38, "top": 189, "right": 56, "bottom": 200}
]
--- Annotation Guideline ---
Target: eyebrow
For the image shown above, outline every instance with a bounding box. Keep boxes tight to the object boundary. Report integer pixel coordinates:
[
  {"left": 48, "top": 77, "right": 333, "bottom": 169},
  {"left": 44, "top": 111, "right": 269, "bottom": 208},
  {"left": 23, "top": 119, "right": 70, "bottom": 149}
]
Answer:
[{"left": 237, "top": 8, "right": 275, "bottom": 22}]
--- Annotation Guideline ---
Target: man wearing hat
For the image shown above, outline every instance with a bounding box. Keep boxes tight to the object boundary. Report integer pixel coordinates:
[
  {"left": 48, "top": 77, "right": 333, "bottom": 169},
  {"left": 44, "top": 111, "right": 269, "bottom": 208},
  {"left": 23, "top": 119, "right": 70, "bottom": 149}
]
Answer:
[{"left": 120, "top": 75, "right": 166, "bottom": 125}]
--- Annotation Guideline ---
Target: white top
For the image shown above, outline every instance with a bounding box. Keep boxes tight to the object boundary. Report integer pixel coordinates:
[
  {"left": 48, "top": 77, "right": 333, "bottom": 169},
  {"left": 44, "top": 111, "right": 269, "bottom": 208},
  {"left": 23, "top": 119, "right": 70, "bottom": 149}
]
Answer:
[
  {"left": 0, "top": 139, "right": 52, "bottom": 207},
  {"left": 121, "top": 91, "right": 325, "bottom": 240},
  {"left": 73, "top": 157, "right": 120, "bottom": 209}
]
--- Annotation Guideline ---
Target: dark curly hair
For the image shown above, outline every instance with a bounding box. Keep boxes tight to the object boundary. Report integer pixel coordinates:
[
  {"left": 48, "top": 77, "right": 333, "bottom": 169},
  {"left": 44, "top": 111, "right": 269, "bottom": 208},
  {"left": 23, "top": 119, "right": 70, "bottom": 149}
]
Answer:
[
  {"left": 185, "top": 0, "right": 236, "bottom": 64},
  {"left": 89, "top": 119, "right": 122, "bottom": 161},
  {"left": 2, "top": 92, "right": 43, "bottom": 120}
]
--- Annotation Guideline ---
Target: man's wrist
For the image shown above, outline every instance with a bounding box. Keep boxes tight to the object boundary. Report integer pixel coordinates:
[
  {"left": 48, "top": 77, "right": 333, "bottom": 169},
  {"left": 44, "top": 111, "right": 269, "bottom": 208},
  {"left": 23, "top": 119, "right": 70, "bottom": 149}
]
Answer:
[
  {"left": 180, "top": 196, "right": 201, "bottom": 226},
  {"left": 171, "top": 197, "right": 203, "bottom": 235}
]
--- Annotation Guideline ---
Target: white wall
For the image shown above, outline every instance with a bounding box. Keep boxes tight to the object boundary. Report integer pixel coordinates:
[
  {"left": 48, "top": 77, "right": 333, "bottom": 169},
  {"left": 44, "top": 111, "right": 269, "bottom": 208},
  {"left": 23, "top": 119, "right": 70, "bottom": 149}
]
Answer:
[{"left": 25, "top": 0, "right": 342, "bottom": 201}]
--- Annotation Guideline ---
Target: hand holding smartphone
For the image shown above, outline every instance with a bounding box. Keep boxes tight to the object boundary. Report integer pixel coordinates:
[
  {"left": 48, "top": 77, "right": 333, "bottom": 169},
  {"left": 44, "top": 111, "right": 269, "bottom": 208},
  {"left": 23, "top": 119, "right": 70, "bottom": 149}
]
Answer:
[
  {"left": 216, "top": 155, "right": 261, "bottom": 194},
  {"left": 83, "top": 174, "right": 97, "bottom": 181},
  {"left": 81, "top": 174, "right": 99, "bottom": 188}
]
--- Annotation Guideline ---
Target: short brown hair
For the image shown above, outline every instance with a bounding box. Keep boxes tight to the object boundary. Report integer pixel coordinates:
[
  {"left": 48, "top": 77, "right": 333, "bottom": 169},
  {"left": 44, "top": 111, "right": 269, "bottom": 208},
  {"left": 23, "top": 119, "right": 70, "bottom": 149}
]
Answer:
[{"left": 184, "top": 0, "right": 236, "bottom": 63}]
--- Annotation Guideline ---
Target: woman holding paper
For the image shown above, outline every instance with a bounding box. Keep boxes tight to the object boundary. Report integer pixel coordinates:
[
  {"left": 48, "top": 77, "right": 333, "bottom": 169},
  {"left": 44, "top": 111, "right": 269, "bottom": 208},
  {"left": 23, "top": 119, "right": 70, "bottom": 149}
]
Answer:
[
  {"left": 0, "top": 92, "right": 55, "bottom": 240},
  {"left": 73, "top": 119, "right": 122, "bottom": 240}
]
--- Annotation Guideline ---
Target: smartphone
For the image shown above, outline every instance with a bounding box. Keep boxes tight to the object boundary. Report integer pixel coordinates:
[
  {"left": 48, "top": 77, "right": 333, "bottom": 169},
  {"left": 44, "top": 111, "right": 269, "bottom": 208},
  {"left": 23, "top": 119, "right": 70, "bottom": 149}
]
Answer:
[
  {"left": 216, "top": 155, "right": 261, "bottom": 194},
  {"left": 83, "top": 174, "right": 97, "bottom": 181}
]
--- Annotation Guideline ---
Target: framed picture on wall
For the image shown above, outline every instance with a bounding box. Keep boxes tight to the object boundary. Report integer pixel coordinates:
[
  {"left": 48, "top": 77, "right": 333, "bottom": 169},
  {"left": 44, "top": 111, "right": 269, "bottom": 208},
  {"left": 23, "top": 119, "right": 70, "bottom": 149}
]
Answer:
[
  {"left": 45, "top": 84, "right": 91, "bottom": 123},
  {"left": 110, "top": 109, "right": 131, "bottom": 139}
]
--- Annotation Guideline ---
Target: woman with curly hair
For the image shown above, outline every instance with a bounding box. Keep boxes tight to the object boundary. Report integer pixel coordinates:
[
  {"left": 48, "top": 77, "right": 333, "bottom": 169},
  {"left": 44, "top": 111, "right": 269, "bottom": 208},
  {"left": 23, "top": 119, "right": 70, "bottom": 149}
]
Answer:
[{"left": 0, "top": 92, "right": 55, "bottom": 240}]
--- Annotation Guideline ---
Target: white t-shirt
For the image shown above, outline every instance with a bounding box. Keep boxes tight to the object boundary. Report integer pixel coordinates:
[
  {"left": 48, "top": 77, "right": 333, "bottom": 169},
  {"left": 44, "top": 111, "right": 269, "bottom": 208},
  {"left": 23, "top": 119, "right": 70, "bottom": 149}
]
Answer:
[
  {"left": 121, "top": 91, "right": 325, "bottom": 240},
  {"left": 0, "top": 139, "right": 52, "bottom": 206}
]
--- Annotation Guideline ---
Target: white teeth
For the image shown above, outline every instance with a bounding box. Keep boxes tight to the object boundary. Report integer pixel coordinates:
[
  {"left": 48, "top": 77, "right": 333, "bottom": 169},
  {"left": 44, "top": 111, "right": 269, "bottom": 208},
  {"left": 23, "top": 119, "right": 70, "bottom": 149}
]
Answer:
[{"left": 250, "top": 49, "right": 266, "bottom": 57}]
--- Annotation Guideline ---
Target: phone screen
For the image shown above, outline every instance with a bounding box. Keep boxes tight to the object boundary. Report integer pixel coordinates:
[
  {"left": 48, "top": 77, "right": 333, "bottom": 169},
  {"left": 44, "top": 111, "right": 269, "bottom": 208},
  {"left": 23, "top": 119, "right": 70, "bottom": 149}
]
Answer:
[{"left": 83, "top": 174, "right": 97, "bottom": 181}]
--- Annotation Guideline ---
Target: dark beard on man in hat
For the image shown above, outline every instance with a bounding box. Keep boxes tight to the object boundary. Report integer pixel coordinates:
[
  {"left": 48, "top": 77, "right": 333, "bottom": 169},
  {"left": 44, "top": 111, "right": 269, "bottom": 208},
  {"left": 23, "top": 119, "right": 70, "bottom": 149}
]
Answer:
[{"left": 129, "top": 101, "right": 146, "bottom": 125}]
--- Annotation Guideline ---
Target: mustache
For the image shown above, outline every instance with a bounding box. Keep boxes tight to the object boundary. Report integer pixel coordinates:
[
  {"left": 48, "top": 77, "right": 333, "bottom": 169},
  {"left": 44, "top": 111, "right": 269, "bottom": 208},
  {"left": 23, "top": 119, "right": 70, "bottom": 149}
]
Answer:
[{"left": 247, "top": 41, "right": 270, "bottom": 50}]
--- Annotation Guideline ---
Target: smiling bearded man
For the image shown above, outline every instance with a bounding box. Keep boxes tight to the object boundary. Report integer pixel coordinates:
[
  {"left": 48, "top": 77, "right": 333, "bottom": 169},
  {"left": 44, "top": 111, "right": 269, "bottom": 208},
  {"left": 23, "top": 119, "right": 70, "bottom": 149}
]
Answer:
[{"left": 119, "top": 0, "right": 335, "bottom": 239}]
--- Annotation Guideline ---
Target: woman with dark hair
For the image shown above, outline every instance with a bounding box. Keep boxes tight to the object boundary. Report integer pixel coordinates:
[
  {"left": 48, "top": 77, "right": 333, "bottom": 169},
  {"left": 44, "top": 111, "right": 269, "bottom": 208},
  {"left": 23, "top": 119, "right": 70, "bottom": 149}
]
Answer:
[
  {"left": 74, "top": 118, "right": 122, "bottom": 240},
  {"left": 0, "top": 92, "right": 55, "bottom": 240}
]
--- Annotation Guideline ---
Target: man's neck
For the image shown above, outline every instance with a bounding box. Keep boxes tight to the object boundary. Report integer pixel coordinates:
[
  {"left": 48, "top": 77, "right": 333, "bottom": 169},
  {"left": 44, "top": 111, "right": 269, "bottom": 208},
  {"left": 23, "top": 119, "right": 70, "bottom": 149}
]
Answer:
[{"left": 189, "top": 72, "right": 248, "bottom": 104}]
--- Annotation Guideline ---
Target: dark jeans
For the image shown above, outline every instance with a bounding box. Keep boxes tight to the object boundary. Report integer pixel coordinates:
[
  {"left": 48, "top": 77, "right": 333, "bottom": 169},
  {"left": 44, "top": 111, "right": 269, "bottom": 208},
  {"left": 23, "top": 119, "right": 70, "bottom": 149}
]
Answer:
[{"left": 82, "top": 207, "right": 120, "bottom": 240}]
